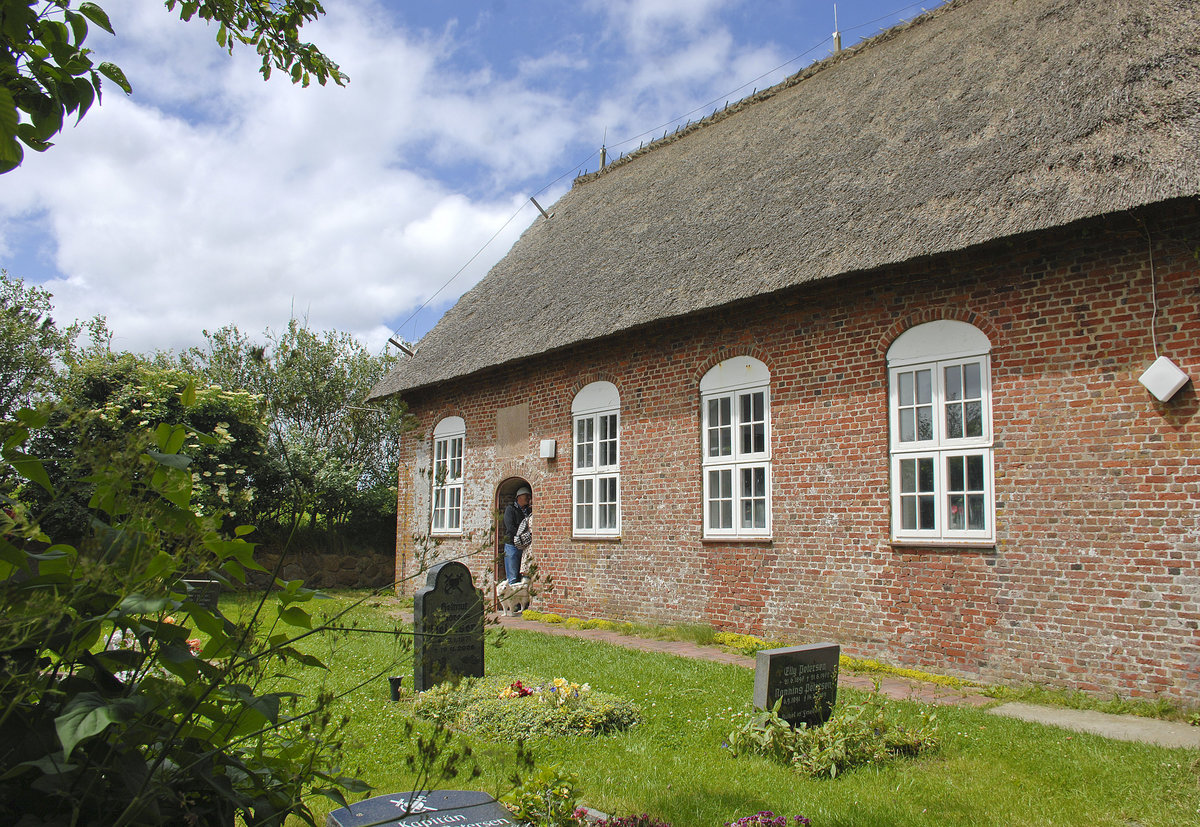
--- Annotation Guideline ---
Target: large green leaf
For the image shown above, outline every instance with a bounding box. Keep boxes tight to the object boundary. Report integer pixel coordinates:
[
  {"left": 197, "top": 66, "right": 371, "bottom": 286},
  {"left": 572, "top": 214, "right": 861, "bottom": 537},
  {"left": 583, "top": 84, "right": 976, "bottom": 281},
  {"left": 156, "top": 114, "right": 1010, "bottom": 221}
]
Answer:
[
  {"left": 1, "top": 753, "right": 79, "bottom": 782},
  {"left": 79, "top": 2, "right": 115, "bottom": 34},
  {"left": 55, "top": 693, "right": 121, "bottom": 757},
  {"left": 118, "top": 593, "right": 171, "bottom": 614},
  {"left": 0, "top": 87, "right": 23, "bottom": 172},
  {"left": 276, "top": 605, "right": 312, "bottom": 629},
  {"left": 146, "top": 449, "right": 191, "bottom": 470},
  {"left": 4, "top": 449, "right": 54, "bottom": 493},
  {"left": 97, "top": 61, "right": 131, "bottom": 94},
  {"left": 0, "top": 538, "right": 30, "bottom": 573}
]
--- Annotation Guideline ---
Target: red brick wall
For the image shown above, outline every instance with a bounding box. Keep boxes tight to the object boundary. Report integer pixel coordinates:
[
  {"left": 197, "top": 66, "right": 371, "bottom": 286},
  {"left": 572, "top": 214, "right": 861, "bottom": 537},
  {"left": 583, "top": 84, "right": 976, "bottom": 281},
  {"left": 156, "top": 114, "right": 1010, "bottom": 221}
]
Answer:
[{"left": 394, "top": 200, "right": 1200, "bottom": 703}]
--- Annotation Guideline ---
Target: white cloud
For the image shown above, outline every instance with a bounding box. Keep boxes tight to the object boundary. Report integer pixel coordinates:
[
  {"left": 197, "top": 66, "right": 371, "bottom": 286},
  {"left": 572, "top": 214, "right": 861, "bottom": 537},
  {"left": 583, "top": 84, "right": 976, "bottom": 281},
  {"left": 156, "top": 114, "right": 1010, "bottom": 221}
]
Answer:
[
  {"left": 591, "top": 0, "right": 735, "bottom": 53},
  {"left": 0, "top": 0, "right": 833, "bottom": 357},
  {"left": 0, "top": 1, "right": 543, "bottom": 355}
]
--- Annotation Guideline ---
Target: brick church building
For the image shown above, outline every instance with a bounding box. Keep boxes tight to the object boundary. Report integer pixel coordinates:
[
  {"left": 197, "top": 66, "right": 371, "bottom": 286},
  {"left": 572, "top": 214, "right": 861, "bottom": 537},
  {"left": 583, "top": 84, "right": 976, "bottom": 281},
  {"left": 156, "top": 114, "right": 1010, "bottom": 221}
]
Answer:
[{"left": 369, "top": 0, "right": 1200, "bottom": 703}]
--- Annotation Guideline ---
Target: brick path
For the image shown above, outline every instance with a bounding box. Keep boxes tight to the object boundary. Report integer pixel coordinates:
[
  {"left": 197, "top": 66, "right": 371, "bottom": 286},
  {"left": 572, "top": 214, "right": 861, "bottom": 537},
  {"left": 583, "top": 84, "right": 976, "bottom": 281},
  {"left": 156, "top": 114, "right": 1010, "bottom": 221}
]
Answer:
[{"left": 495, "top": 613, "right": 994, "bottom": 708}]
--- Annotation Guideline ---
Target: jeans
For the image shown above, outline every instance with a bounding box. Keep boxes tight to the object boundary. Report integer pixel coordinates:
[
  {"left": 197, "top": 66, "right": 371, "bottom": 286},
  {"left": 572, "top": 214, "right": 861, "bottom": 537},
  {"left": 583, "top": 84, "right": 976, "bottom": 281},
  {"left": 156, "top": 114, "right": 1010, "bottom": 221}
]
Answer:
[{"left": 503, "top": 543, "right": 523, "bottom": 584}]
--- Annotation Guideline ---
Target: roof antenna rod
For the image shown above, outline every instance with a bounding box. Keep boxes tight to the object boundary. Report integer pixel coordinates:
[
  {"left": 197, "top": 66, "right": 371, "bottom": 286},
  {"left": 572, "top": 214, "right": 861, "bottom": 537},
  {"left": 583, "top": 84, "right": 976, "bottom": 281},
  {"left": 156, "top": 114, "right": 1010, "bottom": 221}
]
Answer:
[
  {"left": 387, "top": 337, "right": 416, "bottom": 357},
  {"left": 530, "top": 196, "right": 553, "bottom": 219},
  {"left": 599, "top": 126, "right": 607, "bottom": 169},
  {"left": 833, "top": 3, "right": 842, "bottom": 52}
]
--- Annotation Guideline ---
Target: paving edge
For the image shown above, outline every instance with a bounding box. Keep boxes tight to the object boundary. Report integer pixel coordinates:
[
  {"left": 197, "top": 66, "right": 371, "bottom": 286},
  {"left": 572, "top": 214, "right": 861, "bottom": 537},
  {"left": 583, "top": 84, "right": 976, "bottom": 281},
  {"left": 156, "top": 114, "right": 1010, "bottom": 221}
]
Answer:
[{"left": 988, "top": 702, "right": 1200, "bottom": 748}]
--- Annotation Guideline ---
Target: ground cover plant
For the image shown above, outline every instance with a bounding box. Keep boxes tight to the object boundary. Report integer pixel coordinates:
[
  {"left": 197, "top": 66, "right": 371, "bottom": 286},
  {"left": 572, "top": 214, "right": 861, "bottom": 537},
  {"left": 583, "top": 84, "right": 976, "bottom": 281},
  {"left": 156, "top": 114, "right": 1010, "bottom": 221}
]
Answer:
[
  {"left": 411, "top": 674, "right": 641, "bottom": 739},
  {"left": 726, "top": 694, "right": 939, "bottom": 778},
  {"left": 281, "top": 594, "right": 1200, "bottom": 827}
]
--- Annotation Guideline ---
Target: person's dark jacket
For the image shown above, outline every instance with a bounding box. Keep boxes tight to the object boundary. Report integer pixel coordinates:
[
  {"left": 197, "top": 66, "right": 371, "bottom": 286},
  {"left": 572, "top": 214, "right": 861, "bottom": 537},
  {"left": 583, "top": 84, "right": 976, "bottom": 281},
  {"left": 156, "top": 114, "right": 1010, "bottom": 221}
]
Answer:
[{"left": 503, "top": 501, "right": 532, "bottom": 544}]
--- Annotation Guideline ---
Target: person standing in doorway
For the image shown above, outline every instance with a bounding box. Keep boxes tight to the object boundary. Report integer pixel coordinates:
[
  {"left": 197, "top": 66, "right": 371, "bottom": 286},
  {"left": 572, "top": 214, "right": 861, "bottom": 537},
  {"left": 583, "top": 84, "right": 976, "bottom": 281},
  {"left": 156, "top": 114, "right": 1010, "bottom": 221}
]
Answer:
[{"left": 503, "top": 487, "right": 532, "bottom": 585}]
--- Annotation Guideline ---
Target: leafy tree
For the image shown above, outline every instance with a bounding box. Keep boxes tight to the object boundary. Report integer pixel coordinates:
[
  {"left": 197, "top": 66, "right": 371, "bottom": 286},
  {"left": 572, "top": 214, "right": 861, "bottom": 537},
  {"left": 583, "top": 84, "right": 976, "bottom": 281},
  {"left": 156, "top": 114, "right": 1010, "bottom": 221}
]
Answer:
[
  {"left": 182, "top": 321, "right": 411, "bottom": 534},
  {"left": 0, "top": 269, "right": 77, "bottom": 418},
  {"left": 0, "top": 0, "right": 346, "bottom": 173},
  {"left": 0, "top": 403, "right": 369, "bottom": 826},
  {"left": 27, "top": 350, "right": 268, "bottom": 541}
]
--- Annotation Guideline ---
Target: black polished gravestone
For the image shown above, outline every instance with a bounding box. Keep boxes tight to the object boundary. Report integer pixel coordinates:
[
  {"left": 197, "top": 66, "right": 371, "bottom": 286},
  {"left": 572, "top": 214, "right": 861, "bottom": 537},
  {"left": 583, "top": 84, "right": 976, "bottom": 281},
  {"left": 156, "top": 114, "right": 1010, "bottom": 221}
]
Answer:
[
  {"left": 327, "top": 790, "right": 519, "bottom": 827},
  {"left": 181, "top": 577, "right": 221, "bottom": 611},
  {"left": 753, "top": 643, "right": 840, "bottom": 729},
  {"left": 413, "top": 561, "right": 485, "bottom": 691}
]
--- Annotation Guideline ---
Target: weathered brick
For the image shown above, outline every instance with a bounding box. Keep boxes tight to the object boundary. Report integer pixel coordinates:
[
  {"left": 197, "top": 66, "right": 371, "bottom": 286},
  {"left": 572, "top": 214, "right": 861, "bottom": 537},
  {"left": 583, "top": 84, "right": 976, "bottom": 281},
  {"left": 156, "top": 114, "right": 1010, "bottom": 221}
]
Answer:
[{"left": 392, "top": 202, "right": 1200, "bottom": 704}]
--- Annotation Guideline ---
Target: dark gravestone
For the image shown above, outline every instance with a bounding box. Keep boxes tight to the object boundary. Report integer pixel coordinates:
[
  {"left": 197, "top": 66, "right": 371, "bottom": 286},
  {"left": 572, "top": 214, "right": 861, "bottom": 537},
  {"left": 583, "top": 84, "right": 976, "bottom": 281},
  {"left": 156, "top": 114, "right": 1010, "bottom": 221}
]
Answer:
[
  {"left": 413, "top": 561, "right": 484, "bottom": 691},
  {"left": 753, "top": 643, "right": 840, "bottom": 728},
  {"left": 182, "top": 577, "right": 221, "bottom": 611},
  {"left": 327, "top": 790, "right": 518, "bottom": 827}
]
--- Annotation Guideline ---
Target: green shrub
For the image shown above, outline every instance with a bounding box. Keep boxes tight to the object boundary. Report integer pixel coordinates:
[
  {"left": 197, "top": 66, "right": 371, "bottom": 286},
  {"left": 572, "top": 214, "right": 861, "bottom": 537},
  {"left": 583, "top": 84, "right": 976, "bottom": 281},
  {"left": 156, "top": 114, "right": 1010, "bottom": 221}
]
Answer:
[
  {"left": 0, "top": 404, "right": 365, "bottom": 826},
  {"left": 728, "top": 692, "right": 939, "bottom": 778},
  {"left": 502, "top": 764, "right": 582, "bottom": 827},
  {"left": 413, "top": 675, "right": 641, "bottom": 740}
]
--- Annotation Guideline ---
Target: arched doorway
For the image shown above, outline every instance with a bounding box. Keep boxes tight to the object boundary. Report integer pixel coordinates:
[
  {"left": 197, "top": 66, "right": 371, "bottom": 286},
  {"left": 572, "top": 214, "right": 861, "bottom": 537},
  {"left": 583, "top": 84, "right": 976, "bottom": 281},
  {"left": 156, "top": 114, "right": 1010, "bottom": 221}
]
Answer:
[{"left": 494, "top": 477, "right": 531, "bottom": 607}]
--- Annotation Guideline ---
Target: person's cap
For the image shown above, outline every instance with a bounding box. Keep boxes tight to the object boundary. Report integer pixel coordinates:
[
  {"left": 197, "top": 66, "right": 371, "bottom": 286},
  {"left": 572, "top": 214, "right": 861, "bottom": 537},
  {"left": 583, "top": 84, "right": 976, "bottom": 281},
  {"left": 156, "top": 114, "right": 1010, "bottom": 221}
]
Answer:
[{"left": 515, "top": 486, "right": 531, "bottom": 497}]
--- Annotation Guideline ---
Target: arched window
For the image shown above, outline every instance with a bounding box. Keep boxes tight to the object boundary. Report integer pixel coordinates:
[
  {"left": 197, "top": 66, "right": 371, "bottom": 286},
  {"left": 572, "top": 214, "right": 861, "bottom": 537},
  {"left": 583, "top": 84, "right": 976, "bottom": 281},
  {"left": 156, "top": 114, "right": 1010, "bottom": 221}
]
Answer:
[
  {"left": 887, "top": 321, "right": 994, "bottom": 542},
  {"left": 572, "top": 382, "right": 620, "bottom": 536},
  {"left": 700, "top": 356, "right": 771, "bottom": 538},
  {"left": 431, "top": 416, "right": 465, "bottom": 534}
]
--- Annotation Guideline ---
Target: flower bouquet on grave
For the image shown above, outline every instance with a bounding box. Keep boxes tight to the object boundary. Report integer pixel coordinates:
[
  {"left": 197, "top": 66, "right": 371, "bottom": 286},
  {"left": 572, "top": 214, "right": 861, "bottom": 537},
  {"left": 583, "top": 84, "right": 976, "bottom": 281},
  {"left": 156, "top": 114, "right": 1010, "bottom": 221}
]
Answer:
[{"left": 537, "top": 677, "right": 590, "bottom": 709}]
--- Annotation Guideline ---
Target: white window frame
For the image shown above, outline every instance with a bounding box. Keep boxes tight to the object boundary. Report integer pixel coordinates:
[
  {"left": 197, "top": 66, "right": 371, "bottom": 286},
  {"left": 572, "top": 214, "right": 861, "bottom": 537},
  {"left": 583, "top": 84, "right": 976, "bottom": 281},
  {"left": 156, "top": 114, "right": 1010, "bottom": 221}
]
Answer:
[
  {"left": 431, "top": 416, "right": 465, "bottom": 535},
  {"left": 700, "top": 357, "right": 771, "bottom": 539},
  {"left": 572, "top": 382, "right": 620, "bottom": 537},
  {"left": 888, "top": 322, "right": 994, "bottom": 543}
]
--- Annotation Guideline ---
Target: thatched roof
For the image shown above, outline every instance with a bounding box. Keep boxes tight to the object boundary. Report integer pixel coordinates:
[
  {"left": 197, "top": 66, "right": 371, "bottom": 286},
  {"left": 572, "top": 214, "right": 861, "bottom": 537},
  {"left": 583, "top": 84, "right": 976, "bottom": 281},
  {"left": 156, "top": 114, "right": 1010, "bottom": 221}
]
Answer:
[{"left": 369, "top": 0, "right": 1200, "bottom": 401}]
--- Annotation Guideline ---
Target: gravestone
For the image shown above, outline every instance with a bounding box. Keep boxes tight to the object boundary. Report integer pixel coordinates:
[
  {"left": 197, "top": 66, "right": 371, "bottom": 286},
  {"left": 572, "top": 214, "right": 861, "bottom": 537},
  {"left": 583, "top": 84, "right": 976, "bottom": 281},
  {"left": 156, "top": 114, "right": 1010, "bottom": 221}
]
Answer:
[
  {"left": 327, "top": 790, "right": 519, "bottom": 827},
  {"left": 413, "top": 561, "right": 485, "bottom": 691},
  {"left": 182, "top": 577, "right": 221, "bottom": 611},
  {"left": 753, "top": 642, "right": 840, "bottom": 728}
]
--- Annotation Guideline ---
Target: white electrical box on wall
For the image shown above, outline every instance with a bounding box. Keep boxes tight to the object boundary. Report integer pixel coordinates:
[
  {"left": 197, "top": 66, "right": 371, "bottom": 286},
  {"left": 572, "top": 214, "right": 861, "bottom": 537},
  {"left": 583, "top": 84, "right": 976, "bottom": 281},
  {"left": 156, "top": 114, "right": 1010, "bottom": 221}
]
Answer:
[
  {"left": 1138, "top": 356, "right": 1190, "bottom": 402},
  {"left": 539, "top": 439, "right": 557, "bottom": 459}
]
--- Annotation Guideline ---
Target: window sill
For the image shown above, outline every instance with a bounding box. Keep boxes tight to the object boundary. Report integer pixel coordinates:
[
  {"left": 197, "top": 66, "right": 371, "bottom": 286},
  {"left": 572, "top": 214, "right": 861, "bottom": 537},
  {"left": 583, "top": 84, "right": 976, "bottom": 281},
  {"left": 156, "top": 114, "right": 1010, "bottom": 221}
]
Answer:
[
  {"left": 572, "top": 534, "right": 621, "bottom": 542},
  {"left": 701, "top": 536, "right": 774, "bottom": 544},
  {"left": 890, "top": 539, "right": 995, "bottom": 551},
  {"left": 430, "top": 531, "right": 464, "bottom": 538}
]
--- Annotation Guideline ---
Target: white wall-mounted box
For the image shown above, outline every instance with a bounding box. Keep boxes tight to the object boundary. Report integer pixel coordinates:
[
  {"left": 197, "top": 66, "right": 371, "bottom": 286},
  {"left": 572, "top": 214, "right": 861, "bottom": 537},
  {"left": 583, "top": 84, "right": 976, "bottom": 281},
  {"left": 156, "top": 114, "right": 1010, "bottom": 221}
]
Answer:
[
  {"left": 1138, "top": 356, "right": 1190, "bottom": 402},
  {"left": 539, "top": 439, "right": 557, "bottom": 459}
]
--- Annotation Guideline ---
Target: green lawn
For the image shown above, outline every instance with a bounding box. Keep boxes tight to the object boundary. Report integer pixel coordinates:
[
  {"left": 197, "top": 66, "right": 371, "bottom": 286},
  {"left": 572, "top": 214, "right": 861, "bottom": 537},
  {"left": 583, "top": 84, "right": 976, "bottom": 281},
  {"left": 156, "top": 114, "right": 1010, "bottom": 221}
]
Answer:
[{"left": 262, "top": 593, "right": 1200, "bottom": 827}]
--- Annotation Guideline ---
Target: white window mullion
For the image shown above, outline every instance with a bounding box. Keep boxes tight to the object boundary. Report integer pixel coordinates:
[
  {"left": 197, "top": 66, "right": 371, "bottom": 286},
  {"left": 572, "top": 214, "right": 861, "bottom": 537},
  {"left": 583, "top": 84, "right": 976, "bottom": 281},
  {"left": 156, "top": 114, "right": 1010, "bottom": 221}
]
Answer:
[
  {"left": 572, "top": 384, "right": 621, "bottom": 538},
  {"left": 700, "top": 357, "right": 772, "bottom": 540},
  {"left": 431, "top": 418, "right": 466, "bottom": 536},
  {"left": 888, "top": 325, "right": 994, "bottom": 543}
]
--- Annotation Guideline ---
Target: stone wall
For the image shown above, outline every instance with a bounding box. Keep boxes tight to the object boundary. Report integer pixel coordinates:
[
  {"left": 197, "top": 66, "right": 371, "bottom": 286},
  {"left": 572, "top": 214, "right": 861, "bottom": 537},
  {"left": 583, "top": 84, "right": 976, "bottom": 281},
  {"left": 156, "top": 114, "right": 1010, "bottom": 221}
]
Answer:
[
  {"left": 391, "top": 201, "right": 1200, "bottom": 703},
  {"left": 253, "top": 546, "right": 395, "bottom": 590}
]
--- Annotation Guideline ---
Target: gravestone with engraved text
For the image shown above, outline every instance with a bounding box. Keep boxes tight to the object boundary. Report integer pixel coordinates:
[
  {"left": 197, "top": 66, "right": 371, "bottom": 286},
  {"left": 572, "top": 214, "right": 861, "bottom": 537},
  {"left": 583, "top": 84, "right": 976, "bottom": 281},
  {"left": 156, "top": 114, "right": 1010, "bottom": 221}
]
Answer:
[
  {"left": 413, "top": 561, "right": 484, "bottom": 691},
  {"left": 327, "top": 789, "right": 518, "bottom": 827},
  {"left": 753, "top": 643, "right": 840, "bottom": 728}
]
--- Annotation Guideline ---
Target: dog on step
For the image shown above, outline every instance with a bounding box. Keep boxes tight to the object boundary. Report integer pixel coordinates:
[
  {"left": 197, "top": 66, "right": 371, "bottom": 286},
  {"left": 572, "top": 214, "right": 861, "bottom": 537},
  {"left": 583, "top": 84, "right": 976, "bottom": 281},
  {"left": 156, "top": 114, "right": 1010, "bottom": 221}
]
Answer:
[{"left": 497, "top": 578, "right": 531, "bottom": 616}]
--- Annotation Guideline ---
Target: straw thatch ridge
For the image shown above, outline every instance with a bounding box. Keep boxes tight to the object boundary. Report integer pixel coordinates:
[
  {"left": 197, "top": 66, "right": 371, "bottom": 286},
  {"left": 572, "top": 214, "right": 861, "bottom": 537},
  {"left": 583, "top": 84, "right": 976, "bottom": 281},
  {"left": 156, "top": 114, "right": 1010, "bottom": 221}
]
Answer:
[{"left": 369, "top": 0, "right": 1200, "bottom": 401}]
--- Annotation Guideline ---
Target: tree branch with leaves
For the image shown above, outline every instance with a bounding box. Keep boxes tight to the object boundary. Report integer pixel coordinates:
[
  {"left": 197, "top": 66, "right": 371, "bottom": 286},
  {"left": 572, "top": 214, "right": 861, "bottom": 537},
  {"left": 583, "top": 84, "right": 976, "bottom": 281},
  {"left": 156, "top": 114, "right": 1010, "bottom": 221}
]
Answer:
[{"left": 0, "top": 0, "right": 345, "bottom": 173}]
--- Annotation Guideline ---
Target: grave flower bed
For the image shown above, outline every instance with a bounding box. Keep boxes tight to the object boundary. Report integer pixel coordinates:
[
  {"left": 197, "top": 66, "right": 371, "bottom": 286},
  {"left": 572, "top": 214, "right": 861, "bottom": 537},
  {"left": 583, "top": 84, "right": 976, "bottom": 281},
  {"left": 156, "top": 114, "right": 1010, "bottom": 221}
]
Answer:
[{"left": 413, "top": 675, "right": 641, "bottom": 739}]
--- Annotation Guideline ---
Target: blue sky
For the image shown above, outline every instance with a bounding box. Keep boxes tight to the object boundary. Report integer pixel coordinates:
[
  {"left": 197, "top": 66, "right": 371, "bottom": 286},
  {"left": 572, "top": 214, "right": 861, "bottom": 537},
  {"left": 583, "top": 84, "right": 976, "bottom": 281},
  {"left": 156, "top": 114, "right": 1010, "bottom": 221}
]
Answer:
[{"left": 0, "top": 0, "right": 944, "bottom": 355}]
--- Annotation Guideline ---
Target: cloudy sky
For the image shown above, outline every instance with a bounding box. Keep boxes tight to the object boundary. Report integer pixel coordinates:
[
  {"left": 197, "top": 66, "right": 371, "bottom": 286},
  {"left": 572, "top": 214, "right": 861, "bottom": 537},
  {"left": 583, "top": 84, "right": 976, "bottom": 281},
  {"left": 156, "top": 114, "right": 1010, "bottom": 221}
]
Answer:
[{"left": 1, "top": 0, "right": 943, "bottom": 357}]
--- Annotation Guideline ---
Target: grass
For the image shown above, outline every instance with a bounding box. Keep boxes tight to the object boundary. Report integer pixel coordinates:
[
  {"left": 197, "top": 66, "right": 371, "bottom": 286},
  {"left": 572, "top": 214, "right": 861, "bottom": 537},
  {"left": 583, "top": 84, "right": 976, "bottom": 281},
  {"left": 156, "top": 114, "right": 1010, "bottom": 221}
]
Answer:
[
  {"left": 522, "top": 609, "right": 1196, "bottom": 720},
  {"left": 243, "top": 593, "right": 1200, "bottom": 827}
]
